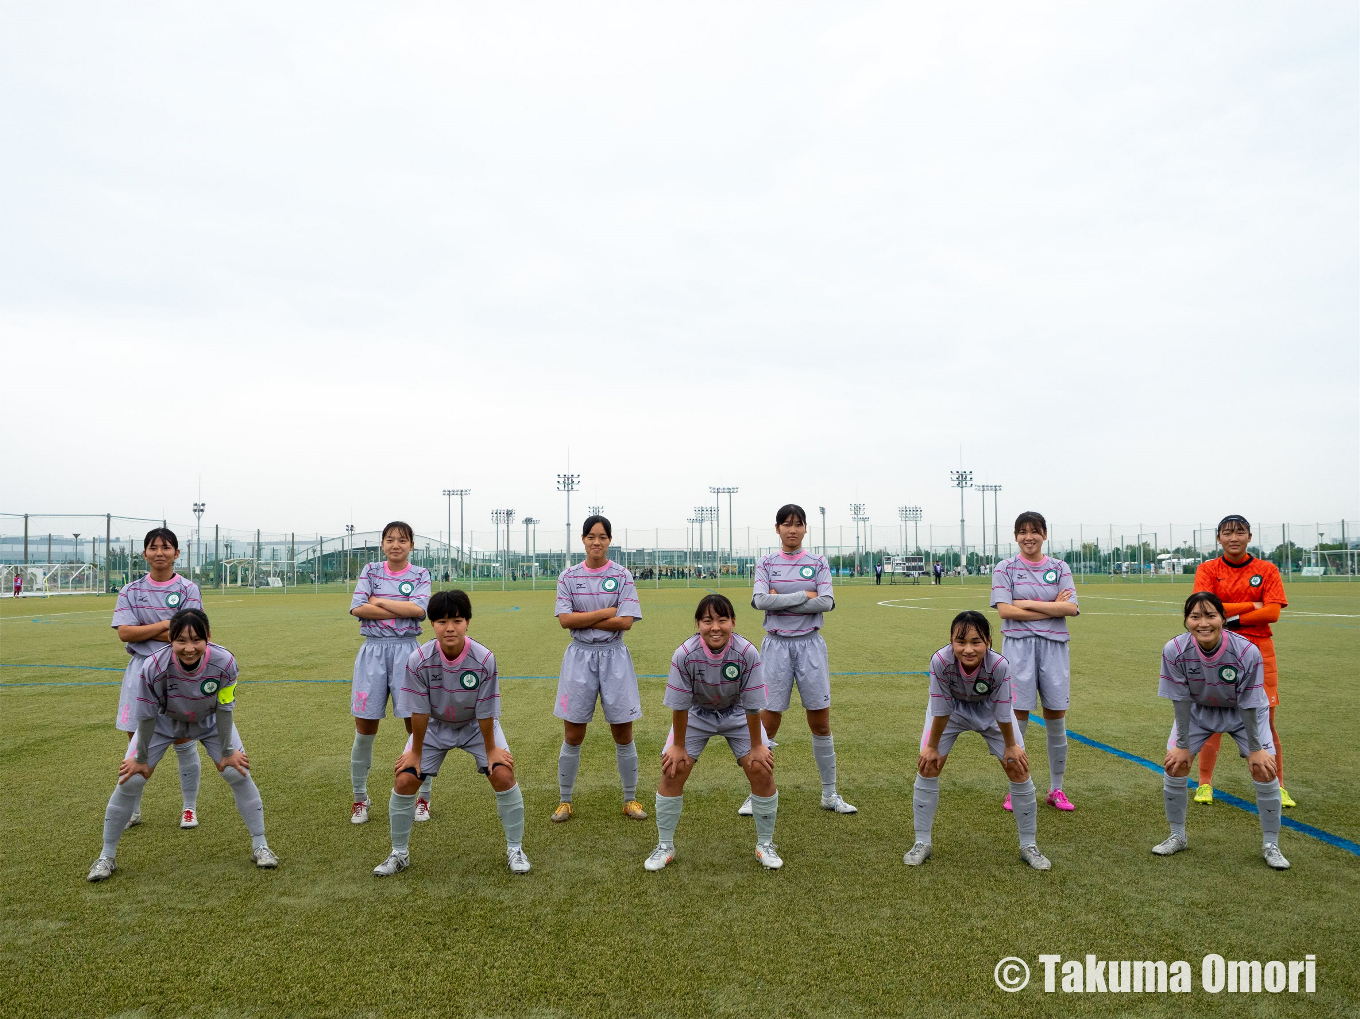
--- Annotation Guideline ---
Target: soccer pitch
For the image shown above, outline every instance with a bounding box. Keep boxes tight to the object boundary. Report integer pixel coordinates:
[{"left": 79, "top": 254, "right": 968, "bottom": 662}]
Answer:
[{"left": 2, "top": 580, "right": 1357, "bottom": 1018}]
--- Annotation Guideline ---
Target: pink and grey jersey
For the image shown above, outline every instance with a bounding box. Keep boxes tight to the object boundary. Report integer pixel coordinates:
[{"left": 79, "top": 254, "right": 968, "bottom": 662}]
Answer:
[
  {"left": 753, "top": 549, "right": 834, "bottom": 636},
  {"left": 135, "top": 642, "right": 238, "bottom": 725},
  {"left": 990, "top": 555, "right": 1078, "bottom": 642},
  {"left": 350, "top": 561, "right": 431, "bottom": 639},
  {"left": 664, "top": 633, "right": 767, "bottom": 714},
  {"left": 401, "top": 637, "right": 500, "bottom": 725},
  {"left": 927, "top": 646, "right": 1015, "bottom": 722},
  {"left": 1158, "top": 631, "right": 1266, "bottom": 711},
  {"left": 555, "top": 560, "right": 641, "bottom": 645},
  {"left": 111, "top": 574, "right": 203, "bottom": 657}
]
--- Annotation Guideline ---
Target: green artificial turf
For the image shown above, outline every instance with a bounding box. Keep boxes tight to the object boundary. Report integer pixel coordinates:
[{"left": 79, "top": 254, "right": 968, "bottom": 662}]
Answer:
[{"left": 1, "top": 578, "right": 1356, "bottom": 1018}]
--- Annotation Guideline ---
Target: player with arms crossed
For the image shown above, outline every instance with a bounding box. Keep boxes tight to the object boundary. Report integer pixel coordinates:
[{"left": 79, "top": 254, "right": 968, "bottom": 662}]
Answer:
[
  {"left": 746, "top": 503, "right": 855, "bottom": 816},
  {"left": 372, "top": 590, "right": 529, "bottom": 876},
  {"left": 1152, "top": 591, "right": 1288, "bottom": 869},
  {"left": 551, "top": 515, "right": 646, "bottom": 823},
  {"left": 110, "top": 528, "right": 204, "bottom": 831},
  {"left": 1191, "top": 515, "right": 1292, "bottom": 807},
  {"left": 348, "top": 521, "right": 432, "bottom": 826},
  {"left": 88, "top": 608, "right": 277, "bottom": 881},
  {"left": 645, "top": 594, "right": 781, "bottom": 871},
  {"left": 906, "top": 611, "right": 1051, "bottom": 870},
  {"left": 990, "top": 511, "right": 1079, "bottom": 813}
]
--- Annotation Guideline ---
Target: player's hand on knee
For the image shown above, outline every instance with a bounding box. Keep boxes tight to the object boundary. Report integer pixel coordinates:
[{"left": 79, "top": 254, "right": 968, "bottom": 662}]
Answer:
[
  {"left": 1163, "top": 748, "right": 1191, "bottom": 777},
  {"left": 487, "top": 746, "right": 514, "bottom": 774},
  {"left": 660, "top": 745, "right": 692, "bottom": 780},
  {"left": 217, "top": 749, "right": 249, "bottom": 774},
  {"left": 1002, "top": 745, "right": 1028, "bottom": 774},
  {"left": 917, "top": 748, "right": 942, "bottom": 778},
  {"left": 117, "top": 759, "right": 153, "bottom": 784},
  {"left": 744, "top": 745, "right": 774, "bottom": 777},
  {"left": 394, "top": 747, "right": 420, "bottom": 777},
  {"left": 1248, "top": 750, "right": 1276, "bottom": 783}
]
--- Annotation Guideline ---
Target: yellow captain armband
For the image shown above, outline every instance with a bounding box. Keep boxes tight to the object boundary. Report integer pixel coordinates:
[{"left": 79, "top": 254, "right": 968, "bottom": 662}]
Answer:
[{"left": 218, "top": 684, "right": 236, "bottom": 706}]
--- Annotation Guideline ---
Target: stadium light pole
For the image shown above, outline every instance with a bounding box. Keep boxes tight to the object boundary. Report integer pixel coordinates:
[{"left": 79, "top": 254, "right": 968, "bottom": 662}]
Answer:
[
  {"left": 695, "top": 506, "right": 714, "bottom": 578},
  {"left": 710, "top": 486, "right": 738, "bottom": 579},
  {"left": 558, "top": 473, "right": 579, "bottom": 569},
  {"left": 504, "top": 509, "right": 515, "bottom": 589},
  {"left": 193, "top": 502, "right": 205, "bottom": 582},
  {"left": 523, "top": 517, "right": 539, "bottom": 588},
  {"left": 849, "top": 503, "right": 866, "bottom": 575},
  {"left": 900, "top": 506, "right": 922, "bottom": 558},
  {"left": 975, "top": 485, "right": 1002, "bottom": 570},
  {"left": 819, "top": 506, "right": 826, "bottom": 561},
  {"left": 444, "top": 489, "right": 470, "bottom": 580},
  {"left": 588, "top": 505, "right": 603, "bottom": 517},
  {"left": 345, "top": 524, "right": 355, "bottom": 587},
  {"left": 951, "top": 471, "right": 972, "bottom": 585}
]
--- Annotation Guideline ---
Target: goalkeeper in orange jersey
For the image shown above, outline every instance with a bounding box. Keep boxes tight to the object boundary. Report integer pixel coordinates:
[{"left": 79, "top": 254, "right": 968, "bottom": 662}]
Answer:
[{"left": 1191, "top": 515, "right": 1293, "bottom": 807}]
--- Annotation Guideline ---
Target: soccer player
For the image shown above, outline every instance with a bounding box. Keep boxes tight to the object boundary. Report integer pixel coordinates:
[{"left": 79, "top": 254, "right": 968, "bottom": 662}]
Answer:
[
  {"left": 348, "top": 521, "right": 432, "bottom": 825},
  {"left": 1191, "top": 515, "right": 1292, "bottom": 807},
  {"left": 1152, "top": 591, "right": 1288, "bottom": 869},
  {"left": 644, "top": 594, "right": 781, "bottom": 871},
  {"left": 746, "top": 503, "right": 855, "bottom": 815},
  {"left": 990, "top": 511, "right": 1079, "bottom": 813},
  {"left": 551, "top": 515, "right": 646, "bottom": 822},
  {"left": 372, "top": 590, "right": 529, "bottom": 876},
  {"left": 87, "top": 608, "right": 277, "bottom": 881},
  {"left": 11, "top": 571, "right": 20, "bottom": 598},
  {"left": 110, "top": 528, "right": 204, "bottom": 831},
  {"left": 905, "top": 611, "right": 1051, "bottom": 870}
]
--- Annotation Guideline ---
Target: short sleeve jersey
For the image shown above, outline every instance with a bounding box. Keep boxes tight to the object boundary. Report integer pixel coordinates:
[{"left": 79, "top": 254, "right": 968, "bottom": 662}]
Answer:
[
  {"left": 1158, "top": 631, "right": 1267, "bottom": 710},
  {"left": 752, "top": 549, "right": 834, "bottom": 636},
  {"left": 664, "top": 633, "right": 767, "bottom": 713},
  {"left": 927, "top": 646, "right": 1015, "bottom": 721},
  {"left": 990, "top": 555, "right": 1078, "bottom": 642},
  {"left": 350, "top": 561, "right": 431, "bottom": 639},
  {"left": 136, "top": 642, "right": 238, "bottom": 725},
  {"left": 111, "top": 574, "right": 203, "bottom": 657},
  {"left": 402, "top": 637, "right": 499, "bottom": 725},
  {"left": 554, "top": 560, "right": 641, "bottom": 645},
  {"left": 1193, "top": 556, "right": 1286, "bottom": 643}
]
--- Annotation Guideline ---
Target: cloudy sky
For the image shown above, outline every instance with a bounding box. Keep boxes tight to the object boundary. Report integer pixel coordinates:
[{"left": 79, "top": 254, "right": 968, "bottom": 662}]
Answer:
[{"left": 2, "top": 0, "right": 1355, "bottom": 545}]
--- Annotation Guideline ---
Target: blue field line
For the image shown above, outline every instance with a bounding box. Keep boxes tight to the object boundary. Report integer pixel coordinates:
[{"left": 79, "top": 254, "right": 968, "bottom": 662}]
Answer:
[{"left": 1029, "top": 717, "right": 1360, "bottom": 859}]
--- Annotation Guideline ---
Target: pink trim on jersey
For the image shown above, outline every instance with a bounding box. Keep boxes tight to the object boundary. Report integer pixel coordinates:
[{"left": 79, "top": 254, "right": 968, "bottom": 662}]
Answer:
[
  {"left": 577, "top": 560, "right": 613, "bottom": 575},
  {"left": 777, "top": 549, "right": 806, "bottom": 561},
  {"left": 382, "top": 561, "right": 413, "bottom": 578},
  {"left": 1017, "top": 553, "right": 1049, "bottom": 566},
  {"left": 1194, "top": 637, "right": 1228, "bottom": 664},
  {"left": 700, "top": 637, "right": 733, "bottom": 661},
  {"left": 959, "top": 659, "right": 982, "bottom": 679},
  {"left": 177, "top": 645, "right": 211, "bottom": 677},
  {"left": 437, "top": 639, "right": 470, "bottom": 668},
  {"left": 143, "top": 573, "right": 182, "bottom": 588}
]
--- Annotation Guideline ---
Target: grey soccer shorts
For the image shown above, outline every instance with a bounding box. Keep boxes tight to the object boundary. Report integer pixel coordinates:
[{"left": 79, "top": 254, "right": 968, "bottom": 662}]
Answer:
[
  {"left": 920, "top": 704, "right": 1025, "bottom": 761},
  {"left": 406, "top": 719, "right": 509, "bottom": 777},
  {"left": 663, "top": 706, "right": 770, "bottom": 761},
  {"left": 115, "top": 654, "right": 149, "bottom": 732},
  {"left": 554, "top": 641, "right": 643, "bottom": 725},
  {"left": 125, "top": 716, "right": 246, "bottom": 768},
  {"left": 1001, "top": 636, "right": 1070, "bottom": 712},
  {"left": 351, "top": 636, "right": 420, "bottom": 720},
  {"left": 1167, "top": 704, "right": 1275, "bottom": 757},
  {"left": 760, "top": 631, "right": 831, "bottom": 713}
]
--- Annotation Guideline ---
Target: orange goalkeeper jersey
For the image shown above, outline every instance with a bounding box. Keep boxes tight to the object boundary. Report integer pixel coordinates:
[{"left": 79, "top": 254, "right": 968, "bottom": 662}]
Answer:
[{"left": 1193, "top": 555, "right": 1286, "bottom": 642}]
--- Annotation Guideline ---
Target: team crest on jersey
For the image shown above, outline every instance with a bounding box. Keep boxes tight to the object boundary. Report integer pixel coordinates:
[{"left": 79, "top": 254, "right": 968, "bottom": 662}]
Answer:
[
  {"left": 722, "top": 663, "right": 740, "bottom": 680},
  {"left": 398, "top": 580, "right": 415, "bottom": 596},
  {"left": 1042, "top": 568, "right": 1059, "bottom": 584},
  {"left": 200, "top": 678, "right": 220, "bottom": 696},
  {"left": 798, "top": 565, "right": 815, "bottom": 579},
  {"left": 1249, "top": 575, "right": 1263, "bottom": 588},
  {"left": 973, "top": 677, "right": 993, "bottom": 696},
  {"left": 459, "top": 670, "right": 480, "bottom": 690},
  {"left": 166, "top": 591, "right": 183, "bottom": 608},
  {"left": 601, "top": 577, "right": 619, "bottom": 593},
  {"left": 1217, "top": 665, "right": 1238, "bottom": 683}
]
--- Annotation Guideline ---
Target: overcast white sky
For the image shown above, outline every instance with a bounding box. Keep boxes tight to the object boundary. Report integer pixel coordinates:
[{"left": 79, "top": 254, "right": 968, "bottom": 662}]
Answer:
[{"left": 2, "top": 0, "right": 1356, "bottom": 544}]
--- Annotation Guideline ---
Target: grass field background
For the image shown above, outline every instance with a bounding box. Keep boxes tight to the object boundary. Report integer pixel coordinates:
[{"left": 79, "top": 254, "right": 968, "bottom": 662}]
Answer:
[{"left": 2, "top": 578, "right": 1357, "bottom": 1018}]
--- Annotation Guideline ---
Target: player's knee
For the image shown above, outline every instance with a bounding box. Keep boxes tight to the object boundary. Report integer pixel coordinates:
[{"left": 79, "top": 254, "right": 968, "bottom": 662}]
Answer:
[
  {"left": 488, "top": 763, "right": 516, "bottom": 791},
  {"left": 220, "top": 765, "right": 248, "bottom": 786},
  {"left": 394, "top": 770, "right": 422, "bottom": 795},
  {"left": 1003, "top": 759, "right": 1028, "bottom": 782},
  {"left": 1165, "top": 760, "right": 1190, "bottom": 778}
]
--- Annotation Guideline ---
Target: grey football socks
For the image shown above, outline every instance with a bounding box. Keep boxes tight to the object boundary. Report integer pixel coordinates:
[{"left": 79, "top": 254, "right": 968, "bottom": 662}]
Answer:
[
  {"left": 351, "top": 732, "right": 375, "bottom": 803},
  {"left": 221, "top": 766, "right": 266, "bottom": 849},
  {"left": 101, "top": 774, "right": 146, "bottom": 859},
  {"left": 1015, "top": 715, "right": 1030, "bottom": 741},
  {"left": 1163, "top": 773, "right": 1189, "bottom": 838},
  {"left": 418, "top": 774, "right": 433, "bottom": 802},
  {"left": 1255, "top": 780, "right": 1282, "bottom": 847},
  {"left": 1045, "top": 717, "right": 1068, "bottom": 793},
  {"left": 1009, "top": 779, "right": 1038, "bottom": 846},
  {"left": 811, "top": 734, "right": 837, "bottom": 796},
  {"left": 174, "top": 741, "right": 201, "bottom": 811},
  {"left": 912, "top": 774, "right": 940, "bottom": 844},
  {"left": 615, "top": 741, "right": 639, "bottom": 801},
  {"left": 389, "top": 791, "right": 417, "bottom": 853},
  {"left": 558, "top": 742, "right": 582, "bottom": 802},
  {"left": 750, "top": 791, "right": 779, "bottom": 843},
  {"left": 495, "top": 784, "right": 525, "bottom": 849},
  {"left": 655, "top": 792, "right": 683, "bottom": 848}
]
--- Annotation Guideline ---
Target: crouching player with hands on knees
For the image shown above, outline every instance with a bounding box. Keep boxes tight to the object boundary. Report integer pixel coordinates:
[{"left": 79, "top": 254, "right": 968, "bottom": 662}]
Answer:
[
  {"left": 905, "top": 611, "right": 1051, "bottom": 871},
  {"left": 88, "top": 609, "right": 277, "bottom": 881},
  {"left": 1153, "top": 591, "right": 1288, "bottom": 870},
  {"left": 372, "top": 590, "right": 529, "bottom": 877},
  {"left": 646, "top": 595, "right": 781, "bottom": 871}
]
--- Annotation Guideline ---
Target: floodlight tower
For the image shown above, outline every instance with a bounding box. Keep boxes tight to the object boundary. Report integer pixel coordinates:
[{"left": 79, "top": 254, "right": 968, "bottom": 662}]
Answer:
[
  {"left": 850, "top": 503, "right": 866, "bottom": 574},
  {"left": 975, "top": 485, "right": 1002, "bottom": 570},
  {"left": 951, "top": 471, "right": 973, "bottom": 585},
  {"left": 588, "top": 505, "right": 604, "bottom": 518},
  {"left": 819, "top": 506, "right": 826, "bottom": 559},
  {"left": 695, "top": 506, "right": 715, "bottom": 576},
  {"left": 193, "top": 502, "right": 205, "bottom": 580},
  {"left": 443, "top": 488, "right": 471, "bottom": 579},
  {"left": 710, "top": 486, "right": 738, "bottom": 576},
  {"left": 558, "top": 473, "right": 580, "bottom": 566},
  {"left": 899, "top": 506, "right": 922, "bottom": 557}
]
